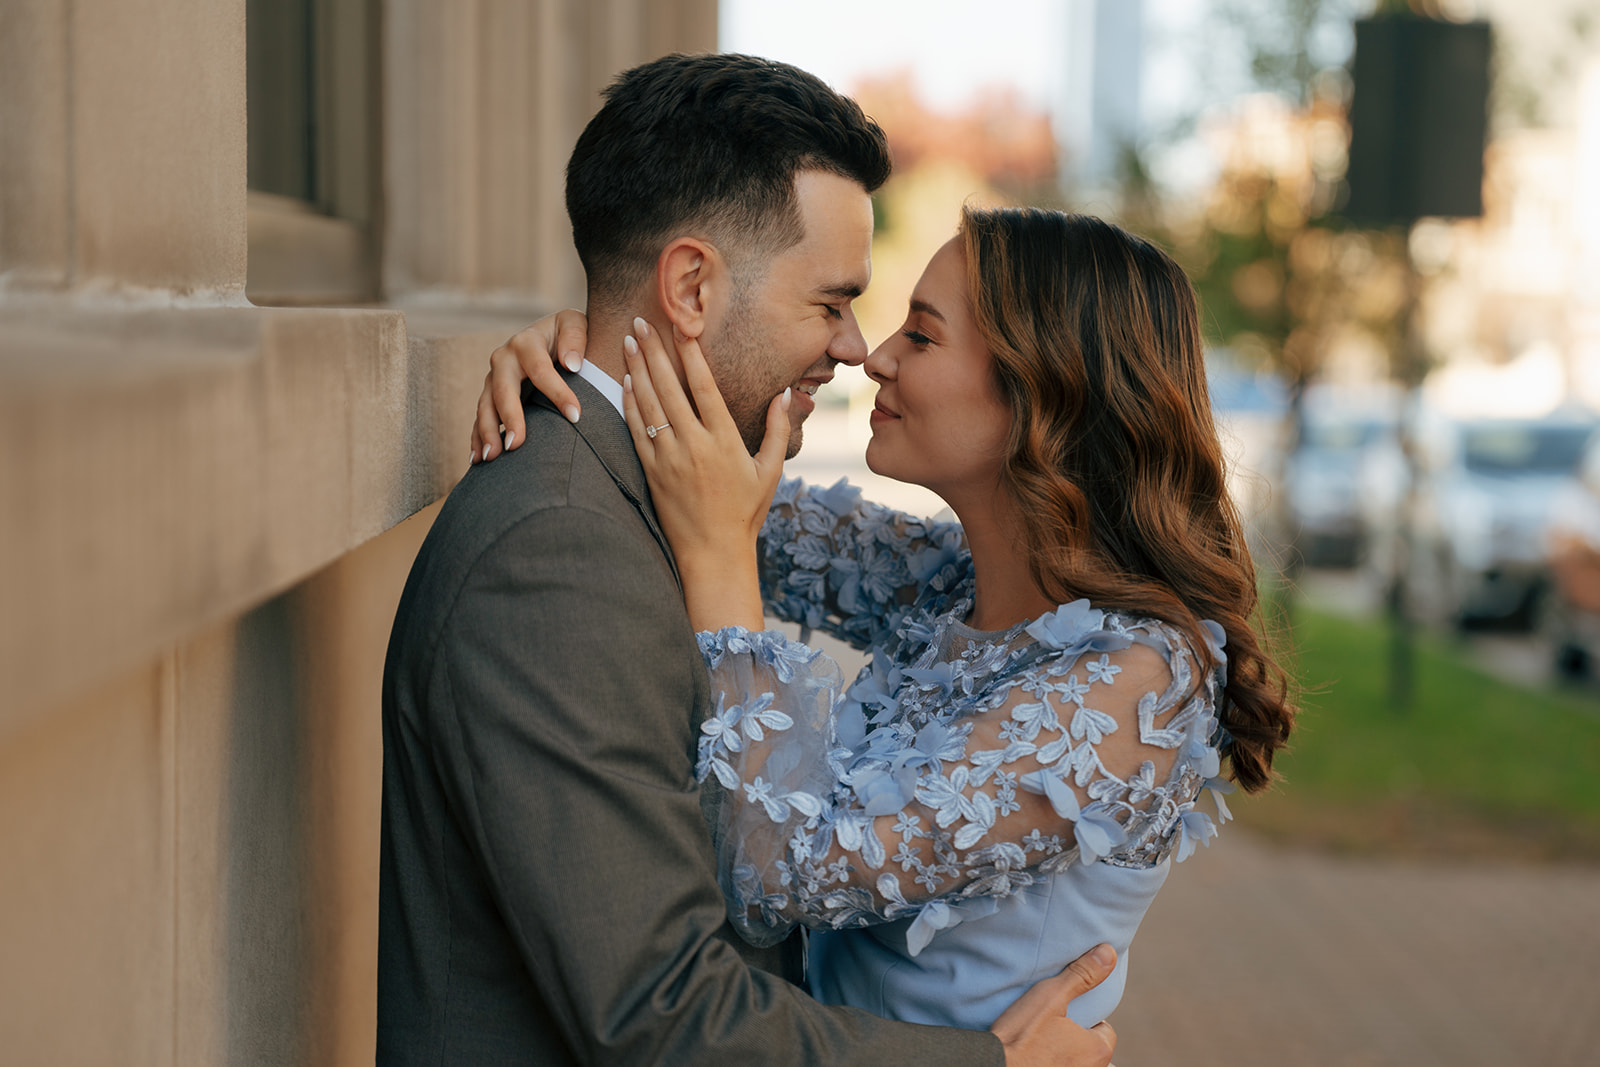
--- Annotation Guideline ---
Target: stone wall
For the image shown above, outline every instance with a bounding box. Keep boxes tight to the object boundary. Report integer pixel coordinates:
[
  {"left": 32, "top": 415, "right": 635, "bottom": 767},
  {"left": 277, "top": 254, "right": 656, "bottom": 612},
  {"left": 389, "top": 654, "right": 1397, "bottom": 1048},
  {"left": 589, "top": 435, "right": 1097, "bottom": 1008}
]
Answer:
[{"left": 0, "top": 1, "right": 717, "bottom": 1062}]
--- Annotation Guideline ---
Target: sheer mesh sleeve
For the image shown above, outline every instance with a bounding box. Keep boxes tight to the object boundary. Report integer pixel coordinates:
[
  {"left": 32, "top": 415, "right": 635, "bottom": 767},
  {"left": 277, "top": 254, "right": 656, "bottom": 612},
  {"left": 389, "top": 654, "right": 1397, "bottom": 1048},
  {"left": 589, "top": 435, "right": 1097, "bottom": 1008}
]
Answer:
[
  {"left": 758, "top": 477, "right": 968, "bottom": 651},
  {"left": 695, "top": 602, "right": 1232, "bottom": 954}
]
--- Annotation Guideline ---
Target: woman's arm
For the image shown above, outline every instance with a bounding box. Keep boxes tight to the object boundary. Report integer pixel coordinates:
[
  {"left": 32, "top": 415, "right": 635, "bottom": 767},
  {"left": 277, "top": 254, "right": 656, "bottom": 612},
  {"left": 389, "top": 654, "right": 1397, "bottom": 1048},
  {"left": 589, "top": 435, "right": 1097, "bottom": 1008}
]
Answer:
[
  {"left": 696, "top": 608, "right": 1230, "bottom": 954},
  {"left": 759, "top": 477, "right": 967, "bottom": 651}
]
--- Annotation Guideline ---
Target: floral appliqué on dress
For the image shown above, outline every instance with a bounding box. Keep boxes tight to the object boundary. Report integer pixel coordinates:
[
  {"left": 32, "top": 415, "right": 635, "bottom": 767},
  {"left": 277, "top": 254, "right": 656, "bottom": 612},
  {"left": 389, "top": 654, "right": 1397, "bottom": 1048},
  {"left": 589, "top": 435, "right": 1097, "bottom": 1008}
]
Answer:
[{"left": 696, "top": 479, "right": 1233, "bottom": 954}]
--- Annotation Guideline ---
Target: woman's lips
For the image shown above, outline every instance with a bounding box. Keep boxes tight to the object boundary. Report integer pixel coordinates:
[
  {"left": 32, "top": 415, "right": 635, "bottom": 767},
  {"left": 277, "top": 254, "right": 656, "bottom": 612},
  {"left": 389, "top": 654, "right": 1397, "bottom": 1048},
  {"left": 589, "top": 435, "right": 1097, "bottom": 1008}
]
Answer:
[{"left": 869, "top": 398, "right": 900, "bottom": 425}]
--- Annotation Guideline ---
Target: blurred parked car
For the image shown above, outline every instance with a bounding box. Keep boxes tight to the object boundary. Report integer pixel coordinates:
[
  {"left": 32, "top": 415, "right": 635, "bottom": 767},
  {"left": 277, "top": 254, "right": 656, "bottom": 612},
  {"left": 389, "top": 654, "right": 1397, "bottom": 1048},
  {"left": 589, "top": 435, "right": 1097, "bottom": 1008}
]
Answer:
[
  {"left": 1408, "top": 414, "right": 1598, "bottom": 628},
  {"left": 1286, "top": 408, "right": 1404, "bottom": 568},
  {"left": 1546, "top": 433, "right": 1600, "bottom": 677}
]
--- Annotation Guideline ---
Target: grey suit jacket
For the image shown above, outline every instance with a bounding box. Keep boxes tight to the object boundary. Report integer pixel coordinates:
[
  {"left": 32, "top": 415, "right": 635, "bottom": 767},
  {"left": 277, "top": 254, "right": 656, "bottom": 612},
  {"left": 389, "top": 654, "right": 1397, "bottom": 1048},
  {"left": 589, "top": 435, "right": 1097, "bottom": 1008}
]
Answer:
[{"left": 377, "top": 374, "right": 1002, "bottom": 1065}]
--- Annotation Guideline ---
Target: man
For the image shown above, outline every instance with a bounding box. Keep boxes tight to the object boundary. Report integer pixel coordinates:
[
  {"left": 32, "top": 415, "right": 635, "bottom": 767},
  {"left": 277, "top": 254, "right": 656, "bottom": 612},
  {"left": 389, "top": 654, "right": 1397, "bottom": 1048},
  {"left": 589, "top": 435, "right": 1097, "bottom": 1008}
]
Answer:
[{"left": 380, "top": 53, "right": 1117, "bottom": 1065}]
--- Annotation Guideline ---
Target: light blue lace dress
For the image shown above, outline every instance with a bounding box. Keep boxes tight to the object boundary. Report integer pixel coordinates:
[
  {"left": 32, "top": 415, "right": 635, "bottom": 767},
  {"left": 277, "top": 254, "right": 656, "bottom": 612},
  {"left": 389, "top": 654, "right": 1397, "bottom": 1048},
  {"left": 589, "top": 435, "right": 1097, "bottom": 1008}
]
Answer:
[{"left": 696, "top": 478, "right": 1233, "bottom": 1029}]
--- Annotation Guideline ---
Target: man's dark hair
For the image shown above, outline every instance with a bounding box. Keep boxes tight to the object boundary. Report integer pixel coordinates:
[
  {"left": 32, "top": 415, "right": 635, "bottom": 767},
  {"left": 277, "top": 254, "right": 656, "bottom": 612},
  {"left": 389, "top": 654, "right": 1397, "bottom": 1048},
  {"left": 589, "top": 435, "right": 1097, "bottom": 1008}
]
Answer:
[{"left": 566, "top": 53, "right": 891, "bottom": 309}]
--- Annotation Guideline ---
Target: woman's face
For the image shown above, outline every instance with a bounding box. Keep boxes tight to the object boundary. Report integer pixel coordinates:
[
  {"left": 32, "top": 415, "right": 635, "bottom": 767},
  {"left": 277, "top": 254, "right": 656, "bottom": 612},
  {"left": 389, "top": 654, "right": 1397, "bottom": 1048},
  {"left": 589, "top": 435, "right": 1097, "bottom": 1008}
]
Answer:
[{"left": 863, "top": 237, "right": 1011, "bottom": 502}]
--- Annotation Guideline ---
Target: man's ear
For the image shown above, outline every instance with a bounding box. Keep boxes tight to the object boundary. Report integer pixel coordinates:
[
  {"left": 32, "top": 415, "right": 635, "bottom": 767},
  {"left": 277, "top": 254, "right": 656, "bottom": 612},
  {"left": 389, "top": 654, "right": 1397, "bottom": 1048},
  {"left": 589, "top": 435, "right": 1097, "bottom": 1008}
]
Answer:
[{"left": 656, "top": 237, "right": 726, "bottom": 341}]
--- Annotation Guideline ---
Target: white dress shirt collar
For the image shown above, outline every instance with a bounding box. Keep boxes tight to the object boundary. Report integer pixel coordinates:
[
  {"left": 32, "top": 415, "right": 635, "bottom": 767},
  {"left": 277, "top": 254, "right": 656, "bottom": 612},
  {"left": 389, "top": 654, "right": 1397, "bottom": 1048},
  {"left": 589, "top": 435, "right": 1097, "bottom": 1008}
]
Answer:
[{"left": 577, "top": 360, "right": 625, "bottom": 418}]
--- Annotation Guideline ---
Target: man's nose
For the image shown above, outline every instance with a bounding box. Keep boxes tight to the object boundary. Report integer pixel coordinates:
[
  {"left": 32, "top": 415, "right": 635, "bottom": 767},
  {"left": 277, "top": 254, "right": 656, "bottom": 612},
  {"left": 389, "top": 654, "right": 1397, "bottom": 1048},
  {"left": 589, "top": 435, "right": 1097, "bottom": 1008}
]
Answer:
[{"left": 829, "top": 311, "right": 869, "bottom": 367}]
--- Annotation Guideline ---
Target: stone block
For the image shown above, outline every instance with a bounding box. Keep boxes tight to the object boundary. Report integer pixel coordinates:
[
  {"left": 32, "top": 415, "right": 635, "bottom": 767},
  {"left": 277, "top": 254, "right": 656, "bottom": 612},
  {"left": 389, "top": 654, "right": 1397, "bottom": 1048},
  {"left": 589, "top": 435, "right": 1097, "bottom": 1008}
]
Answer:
[
  {"left": 175, "top": 604, "right": 312, "bottom": 1067},
  {"left": 0, "top": 661, "right": 177, "bottom": 1067},
  {"left": 71, "top": 0, "right": 246, "bottom": 293},
  {"left": 0, "top": 305, "right": 420, "bottom": 731},
  {"left": 0, "top": 0, "right": 71, "bottom": 288}
]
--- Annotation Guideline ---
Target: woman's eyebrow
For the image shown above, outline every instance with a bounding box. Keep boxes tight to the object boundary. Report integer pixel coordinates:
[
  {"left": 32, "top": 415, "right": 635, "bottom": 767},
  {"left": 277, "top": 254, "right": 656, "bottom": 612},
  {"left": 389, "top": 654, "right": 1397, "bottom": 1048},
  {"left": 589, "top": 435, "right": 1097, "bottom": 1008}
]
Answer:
[{"left": 909, "top": 298, "right": 946, "bottom": 323}]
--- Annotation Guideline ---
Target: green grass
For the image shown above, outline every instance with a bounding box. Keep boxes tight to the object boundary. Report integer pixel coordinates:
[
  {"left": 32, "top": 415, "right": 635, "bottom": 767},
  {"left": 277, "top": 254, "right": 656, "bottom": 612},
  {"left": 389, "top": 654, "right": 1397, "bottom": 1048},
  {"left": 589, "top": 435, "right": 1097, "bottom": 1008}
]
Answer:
[{"left": 1234, "top": 607, "right": 1600, "bottom": 861}]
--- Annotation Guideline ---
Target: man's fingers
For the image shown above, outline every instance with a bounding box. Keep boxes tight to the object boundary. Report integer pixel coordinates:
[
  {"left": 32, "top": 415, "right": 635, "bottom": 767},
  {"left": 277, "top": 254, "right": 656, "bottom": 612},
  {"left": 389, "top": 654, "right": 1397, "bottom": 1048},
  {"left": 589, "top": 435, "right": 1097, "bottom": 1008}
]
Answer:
[
  {"left": 1055, "top": 944, "right": 1117, "bottom": 1004},
  {"left": 1009, "top": 944, "right": 1116, "bottom": 1019},
  {"left": 990, "top": 946, "right": 1117, "bottom": 1066}
]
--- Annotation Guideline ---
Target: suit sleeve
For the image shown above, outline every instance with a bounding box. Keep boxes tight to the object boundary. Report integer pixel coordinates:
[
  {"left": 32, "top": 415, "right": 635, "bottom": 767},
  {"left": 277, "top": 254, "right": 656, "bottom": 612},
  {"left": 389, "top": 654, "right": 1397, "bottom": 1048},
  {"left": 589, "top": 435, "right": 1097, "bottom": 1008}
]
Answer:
[{"left": 429, "top": 504, "right": 1004, "bottom": 1065}]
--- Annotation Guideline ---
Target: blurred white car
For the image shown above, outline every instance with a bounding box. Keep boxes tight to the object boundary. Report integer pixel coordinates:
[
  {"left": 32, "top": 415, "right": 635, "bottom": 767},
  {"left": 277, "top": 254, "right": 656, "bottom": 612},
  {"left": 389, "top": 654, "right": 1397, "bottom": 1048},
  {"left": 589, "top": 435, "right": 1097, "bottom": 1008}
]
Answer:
[
  {"left": 1409, "top": 415, "right": 1598, "bottom": 628},
  {"left": 1287, "top": 413, "right": 1404, "bottom": 568}
]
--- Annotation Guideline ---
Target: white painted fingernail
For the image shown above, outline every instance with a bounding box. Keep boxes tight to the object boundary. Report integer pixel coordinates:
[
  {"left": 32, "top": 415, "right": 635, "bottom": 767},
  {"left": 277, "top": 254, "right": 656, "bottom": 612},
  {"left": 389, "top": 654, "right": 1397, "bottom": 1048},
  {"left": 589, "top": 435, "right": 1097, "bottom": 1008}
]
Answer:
[
  {"left": 469, "top": 449, "right": 477, "bottom": 465},
  {"left": 504, "top": 430, "right": 515, "bottom": 449},
  {"left": 562, "top": 405, "right": 580, "bottom": 423},
  {"left": 623, "top": 372, "right": 632, "bottom": 392},
  {"left": 563, "top": 352, "right": 582, "bottom": 372},
  {"left": 782, "top": 387, "right": 792, "bottom": 408},
  {"left": 633, "top": 316, "right": 648, "bottom": 336},
  {"left": 623, "top": 335, "right": 638, "bottom": 357}
]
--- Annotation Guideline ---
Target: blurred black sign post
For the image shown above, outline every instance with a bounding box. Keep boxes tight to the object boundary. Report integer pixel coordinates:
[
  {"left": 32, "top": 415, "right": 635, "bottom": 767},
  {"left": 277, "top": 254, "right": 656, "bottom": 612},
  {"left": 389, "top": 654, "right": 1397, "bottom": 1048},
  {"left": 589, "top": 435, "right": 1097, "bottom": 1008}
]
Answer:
[{"left": 1342, "top": 12, "right": 1490, "bottom": 709}]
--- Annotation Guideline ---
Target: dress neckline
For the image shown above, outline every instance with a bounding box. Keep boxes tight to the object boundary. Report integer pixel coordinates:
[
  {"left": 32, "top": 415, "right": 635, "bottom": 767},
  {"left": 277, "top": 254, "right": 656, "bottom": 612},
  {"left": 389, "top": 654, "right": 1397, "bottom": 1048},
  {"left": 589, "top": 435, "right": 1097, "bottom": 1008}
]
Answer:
[{"left": 948, "top": 616, "right": 1022, "bottom": 642}]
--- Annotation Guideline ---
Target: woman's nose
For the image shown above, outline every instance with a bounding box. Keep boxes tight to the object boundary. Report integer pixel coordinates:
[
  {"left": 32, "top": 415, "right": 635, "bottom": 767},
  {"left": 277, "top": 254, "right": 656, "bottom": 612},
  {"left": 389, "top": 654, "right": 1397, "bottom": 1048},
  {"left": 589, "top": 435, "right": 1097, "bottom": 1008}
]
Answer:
[{"left": 864, "top": 338, "right": 896, "bottom": 383}]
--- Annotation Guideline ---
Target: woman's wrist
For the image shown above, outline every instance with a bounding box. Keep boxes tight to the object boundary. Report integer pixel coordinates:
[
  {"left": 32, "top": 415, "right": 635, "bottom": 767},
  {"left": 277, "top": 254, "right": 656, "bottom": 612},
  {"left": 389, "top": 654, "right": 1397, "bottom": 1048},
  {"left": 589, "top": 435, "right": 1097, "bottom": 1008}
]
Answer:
[{"left": 679, "top": 554, "right": 764, "bottom": 633}]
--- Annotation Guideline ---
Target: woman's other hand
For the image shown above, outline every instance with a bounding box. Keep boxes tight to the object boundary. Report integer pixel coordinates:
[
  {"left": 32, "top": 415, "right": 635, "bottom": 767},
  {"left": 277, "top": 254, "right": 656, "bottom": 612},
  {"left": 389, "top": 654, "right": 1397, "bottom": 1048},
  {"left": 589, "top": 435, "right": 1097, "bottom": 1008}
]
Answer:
[
  {"left": 621, "top": 316, "right": 790, "bottom": 633},
  {"left": 470, "top": 308, "right": 589, "bottom": 464}
]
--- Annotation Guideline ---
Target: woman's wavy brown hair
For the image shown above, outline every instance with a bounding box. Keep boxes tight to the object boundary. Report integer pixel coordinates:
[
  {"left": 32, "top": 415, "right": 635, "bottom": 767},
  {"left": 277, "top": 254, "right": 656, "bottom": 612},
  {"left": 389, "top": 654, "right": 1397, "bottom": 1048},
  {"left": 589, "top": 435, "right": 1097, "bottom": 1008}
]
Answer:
[{"left": 961, "top": 206, "right": 1293, "bottom": 792}]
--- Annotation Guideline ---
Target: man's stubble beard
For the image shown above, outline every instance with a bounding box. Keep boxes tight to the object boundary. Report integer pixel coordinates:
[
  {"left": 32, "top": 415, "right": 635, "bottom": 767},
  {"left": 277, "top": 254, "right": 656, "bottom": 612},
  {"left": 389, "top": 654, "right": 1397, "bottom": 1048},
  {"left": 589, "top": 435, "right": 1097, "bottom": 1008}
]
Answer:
[{"left": 706, "top": 283, "right": 806, "bottom": 460}]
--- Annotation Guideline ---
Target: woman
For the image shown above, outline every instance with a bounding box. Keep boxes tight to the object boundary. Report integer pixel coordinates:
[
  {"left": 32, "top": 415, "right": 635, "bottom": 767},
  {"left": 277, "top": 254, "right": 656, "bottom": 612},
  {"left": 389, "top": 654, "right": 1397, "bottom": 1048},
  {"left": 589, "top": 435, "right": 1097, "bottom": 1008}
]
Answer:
[{"left": 475, "top": 207, "right": 1294, "bottom": 1028}]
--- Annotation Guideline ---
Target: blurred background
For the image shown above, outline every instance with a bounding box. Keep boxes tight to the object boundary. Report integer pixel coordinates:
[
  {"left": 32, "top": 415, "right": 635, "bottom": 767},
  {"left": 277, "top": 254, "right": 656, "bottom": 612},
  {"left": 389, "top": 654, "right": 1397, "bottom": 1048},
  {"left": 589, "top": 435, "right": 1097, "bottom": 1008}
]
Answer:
[
  {"left": 1, "top": 0, "right": 1596, "bottom": 1064},
  {"left": 746, "top": 3, "right": 1600, "bottom": 1062}
]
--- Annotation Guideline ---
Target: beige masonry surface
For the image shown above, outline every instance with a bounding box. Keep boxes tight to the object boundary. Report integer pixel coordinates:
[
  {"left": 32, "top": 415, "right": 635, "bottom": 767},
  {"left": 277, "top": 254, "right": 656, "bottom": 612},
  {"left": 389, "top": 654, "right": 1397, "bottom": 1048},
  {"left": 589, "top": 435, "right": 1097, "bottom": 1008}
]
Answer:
[{"left": 0, "top": 0, "right": 716, "bottom": 1063}]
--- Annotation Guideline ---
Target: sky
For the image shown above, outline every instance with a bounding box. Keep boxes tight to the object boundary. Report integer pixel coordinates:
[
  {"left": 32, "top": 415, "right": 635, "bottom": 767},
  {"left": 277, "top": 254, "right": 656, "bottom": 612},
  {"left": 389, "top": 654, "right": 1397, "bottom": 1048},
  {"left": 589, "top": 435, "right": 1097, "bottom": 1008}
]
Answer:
[
  {"left": 719, "top": 0, "right": 1068, "bottom": 113},
  {"left": 719, "top": 0, "right": 1227, "bottom": 194}
]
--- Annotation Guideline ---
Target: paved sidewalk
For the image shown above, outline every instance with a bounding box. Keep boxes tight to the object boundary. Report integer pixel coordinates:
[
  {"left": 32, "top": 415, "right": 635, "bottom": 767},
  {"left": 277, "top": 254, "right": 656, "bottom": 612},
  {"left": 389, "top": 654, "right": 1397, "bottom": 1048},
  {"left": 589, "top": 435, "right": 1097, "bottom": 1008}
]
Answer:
[{"left": 1111, "top": 831, "right": 1600, "bottom": 1066}]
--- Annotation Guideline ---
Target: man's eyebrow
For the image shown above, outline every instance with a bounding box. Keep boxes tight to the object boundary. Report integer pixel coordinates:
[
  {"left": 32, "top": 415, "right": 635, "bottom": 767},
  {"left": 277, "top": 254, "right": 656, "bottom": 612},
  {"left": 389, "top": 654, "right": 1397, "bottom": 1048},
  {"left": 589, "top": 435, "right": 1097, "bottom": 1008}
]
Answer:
[
  {"left": 815, "top": 283, "right": 864, "bottom": 300},
  {"left": 909, "top": 298, "right": 946, "bottom": 323}
]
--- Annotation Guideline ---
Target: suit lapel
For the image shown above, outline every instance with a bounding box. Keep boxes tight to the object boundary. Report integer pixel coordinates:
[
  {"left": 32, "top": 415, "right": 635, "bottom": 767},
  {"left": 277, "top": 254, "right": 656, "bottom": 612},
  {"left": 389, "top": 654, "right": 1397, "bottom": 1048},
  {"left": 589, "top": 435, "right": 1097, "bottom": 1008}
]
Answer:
[{"left": 532, "top": 373, "right": 683, "bottom": 591}]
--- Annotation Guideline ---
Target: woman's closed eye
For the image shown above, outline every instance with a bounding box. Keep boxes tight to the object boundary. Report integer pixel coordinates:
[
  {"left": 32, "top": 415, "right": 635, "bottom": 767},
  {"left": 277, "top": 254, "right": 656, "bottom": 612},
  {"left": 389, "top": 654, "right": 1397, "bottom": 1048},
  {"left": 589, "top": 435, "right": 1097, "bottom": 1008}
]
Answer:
[{"left": 901, "top": 328, "right": 932, "bottom": 347}]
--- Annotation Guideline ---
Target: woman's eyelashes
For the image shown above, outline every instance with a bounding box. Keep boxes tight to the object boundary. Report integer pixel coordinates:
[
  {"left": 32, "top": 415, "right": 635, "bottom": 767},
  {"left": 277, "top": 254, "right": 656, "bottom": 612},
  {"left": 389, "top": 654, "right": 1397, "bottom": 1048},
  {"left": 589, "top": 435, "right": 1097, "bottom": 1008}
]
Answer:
[{"left": 901, "top": 328, "right": 932, "bottom": 347}]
